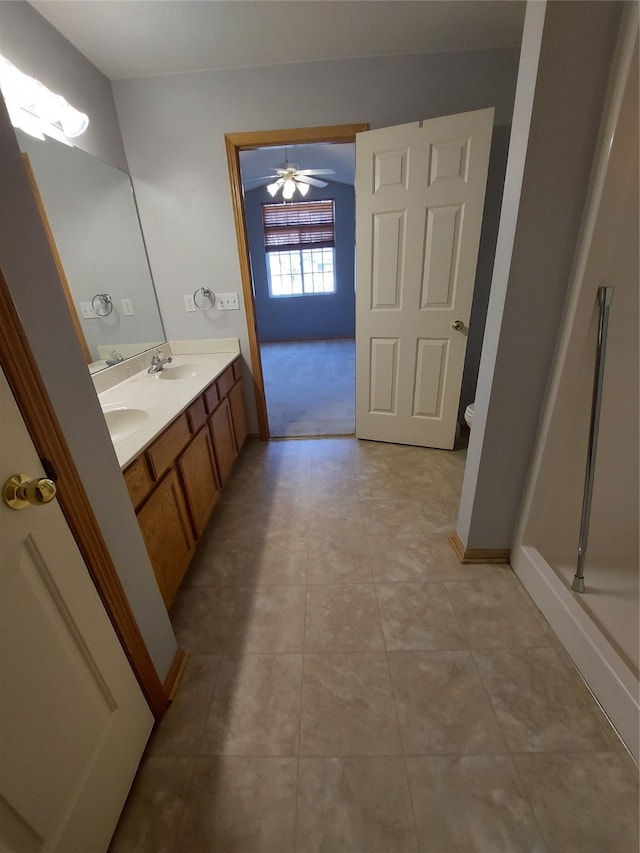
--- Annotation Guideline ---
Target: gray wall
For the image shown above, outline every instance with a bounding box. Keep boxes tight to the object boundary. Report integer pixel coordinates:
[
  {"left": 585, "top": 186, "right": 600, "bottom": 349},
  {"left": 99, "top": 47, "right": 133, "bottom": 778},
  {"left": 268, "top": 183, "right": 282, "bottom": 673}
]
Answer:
[
  {"left": 112, "top": 47, "right": 521, "bottom": 432},
  {"left": 457, "top": 0, "right": 623, "bottom": 549},
  {"left": 0, "top": 0, "right": 128, "bottom": 170},
  {"left": 0, "top": 6, "right": 177, "bottom": 680},
  {"left": 245, "top": 182, "right": 355, "bottom": 342}
]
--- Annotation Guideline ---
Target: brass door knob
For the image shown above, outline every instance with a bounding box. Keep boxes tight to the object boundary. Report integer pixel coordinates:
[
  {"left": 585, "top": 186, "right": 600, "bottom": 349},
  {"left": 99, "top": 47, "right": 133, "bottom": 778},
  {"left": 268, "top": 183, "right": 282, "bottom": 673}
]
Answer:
[
  {"left": 452, "top": 319, "right": 465, "bottom": 331},
  {"left": 2, "top": 474, "right": 57, "bottom": 510}
]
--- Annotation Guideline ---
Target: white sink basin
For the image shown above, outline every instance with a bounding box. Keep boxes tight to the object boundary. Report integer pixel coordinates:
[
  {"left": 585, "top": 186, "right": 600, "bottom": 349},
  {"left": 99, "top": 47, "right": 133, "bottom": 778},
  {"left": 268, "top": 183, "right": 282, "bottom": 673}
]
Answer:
[
  {"left": 155, "top": 363, "right": 199, "bottom": 380},
  {"left": 102, "top": 407, "right": 149, "bottom": 442}
]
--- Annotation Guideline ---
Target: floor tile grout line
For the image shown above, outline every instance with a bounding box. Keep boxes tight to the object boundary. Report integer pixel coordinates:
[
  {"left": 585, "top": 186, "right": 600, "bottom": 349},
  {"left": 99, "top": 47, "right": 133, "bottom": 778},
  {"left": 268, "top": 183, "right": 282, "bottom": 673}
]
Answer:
[
  {"left": 507, "top": 751, "right": 554, "bottom": 849},
  {"left": 367, "top": 567, "right": 423, "bottom": 845},
  {"left": 191, "top": 654, "right": 224, "bottom": 760},
  {"left": 378, "top": 615, "right": 423, "bottom": 847},
  {"left": 168, "top": 750, "right": 200, "bottom": 853},
  {"left": 294, "top": 559, "right": 309, "bottom": 852}
]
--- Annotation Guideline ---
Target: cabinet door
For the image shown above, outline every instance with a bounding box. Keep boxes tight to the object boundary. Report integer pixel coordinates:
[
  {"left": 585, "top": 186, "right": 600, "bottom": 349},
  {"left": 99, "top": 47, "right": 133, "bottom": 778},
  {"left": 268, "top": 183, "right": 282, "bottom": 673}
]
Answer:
[
  {"left": 229, "top": 380, "right": 248, "bottom": 451},
  {"left": 209, "top": 397, "right": 238, "bottom": 486},
  {"left": 123, "top": 454, "right": 154, "bottom": 510},
  {"left": 137, "top": 468, "right": 195, "bottom": 608},
  {"left": 178, "top": 426, "right": 220, "bottom": 537}
]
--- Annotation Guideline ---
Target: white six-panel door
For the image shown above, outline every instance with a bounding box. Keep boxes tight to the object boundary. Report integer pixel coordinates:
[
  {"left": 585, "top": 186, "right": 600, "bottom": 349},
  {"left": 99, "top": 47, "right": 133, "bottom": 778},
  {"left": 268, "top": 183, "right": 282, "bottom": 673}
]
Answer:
[
  {"left": 355, "top": 108, "right": 494, "bottom": 449},
  {"left": 0, "top": 367, "right": 152, "bottom": 852}
]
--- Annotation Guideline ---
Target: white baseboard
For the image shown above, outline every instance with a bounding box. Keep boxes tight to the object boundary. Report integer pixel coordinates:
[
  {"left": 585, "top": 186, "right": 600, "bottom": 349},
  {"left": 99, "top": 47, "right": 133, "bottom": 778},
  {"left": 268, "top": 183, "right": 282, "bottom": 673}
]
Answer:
[{"left": 512, "top": 545, "right": 639, "bottom": 763}]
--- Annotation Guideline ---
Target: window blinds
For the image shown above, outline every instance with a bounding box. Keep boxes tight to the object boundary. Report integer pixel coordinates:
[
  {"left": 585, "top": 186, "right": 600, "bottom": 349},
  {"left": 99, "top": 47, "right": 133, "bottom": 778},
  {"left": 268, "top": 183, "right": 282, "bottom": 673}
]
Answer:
[{"left": 262, "top": 200, "right": 335, "bottom": 251}]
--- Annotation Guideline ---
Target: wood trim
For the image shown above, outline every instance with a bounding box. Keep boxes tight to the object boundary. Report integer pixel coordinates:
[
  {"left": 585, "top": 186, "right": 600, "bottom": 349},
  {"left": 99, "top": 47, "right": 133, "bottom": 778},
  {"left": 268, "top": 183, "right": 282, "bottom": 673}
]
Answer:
[
  {"left": 162, "top": 647, "right": 188, "bottom": 702},
  {"left": 449, "top": 532, "right": 511, "bottom": 565},
  {"left": 20, "top": 153, "right": 92, "bottom": 365},
  {"left": 225, "top": 134, "right": 269, "bottom": 439},
  {"left": 224, "top": 123, "right": 368, "bottom": 440},
  {"left": 226, "top": 124, "right": 369, "bottom": 149},
  {"left": 0, "top": 269, "right": 170, "bottom": 721}
]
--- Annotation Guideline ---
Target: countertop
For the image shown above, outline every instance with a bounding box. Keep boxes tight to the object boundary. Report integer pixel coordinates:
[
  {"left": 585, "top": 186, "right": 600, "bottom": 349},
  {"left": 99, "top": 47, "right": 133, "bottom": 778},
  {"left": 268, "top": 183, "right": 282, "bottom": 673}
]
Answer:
[{"left": 98, "top": 352, "right": 239, "bottom": 469}]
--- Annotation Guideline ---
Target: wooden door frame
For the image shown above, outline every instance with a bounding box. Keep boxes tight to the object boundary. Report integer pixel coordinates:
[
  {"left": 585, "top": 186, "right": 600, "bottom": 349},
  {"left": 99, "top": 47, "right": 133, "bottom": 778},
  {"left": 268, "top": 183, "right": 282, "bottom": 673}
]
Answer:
[
  {"left": 224, "top": 123, "right": 368, "bottom": 439},
  {"left": 0, "top": 268, "right": 171, "bottom": 721}
]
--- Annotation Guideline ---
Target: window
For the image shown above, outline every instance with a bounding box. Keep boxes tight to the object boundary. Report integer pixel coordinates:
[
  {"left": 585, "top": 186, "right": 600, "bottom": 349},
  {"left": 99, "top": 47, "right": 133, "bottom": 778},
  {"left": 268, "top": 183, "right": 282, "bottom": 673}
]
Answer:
[{"left": 262, "top": 200, "right": 336, "bottom": 297}]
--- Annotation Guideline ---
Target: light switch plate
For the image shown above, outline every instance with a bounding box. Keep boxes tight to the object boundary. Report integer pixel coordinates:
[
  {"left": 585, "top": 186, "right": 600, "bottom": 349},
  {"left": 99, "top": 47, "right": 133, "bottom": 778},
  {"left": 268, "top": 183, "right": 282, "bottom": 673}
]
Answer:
[
  {"left": 121, "top": 298, "right": 134, "bottom": 315},
  {"left": 184, "top": 294, "right": 196, "bottom": 312},
  {"left": 79, "top": 301, "right": 98, "bottom": 319},
  {"left": 217, "top": 292, "right": 240, "bottom": 310}
]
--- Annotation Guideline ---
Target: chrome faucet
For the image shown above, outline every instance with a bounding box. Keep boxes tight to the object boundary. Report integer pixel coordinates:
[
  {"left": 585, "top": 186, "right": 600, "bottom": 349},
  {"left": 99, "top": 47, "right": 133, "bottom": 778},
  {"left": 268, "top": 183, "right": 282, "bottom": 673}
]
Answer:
[
  {"left": 147, "top": 348, "right": 173, "bottom": 374},
  {"left": 105, "top": 350, "right": 124, "bottom": 367}
]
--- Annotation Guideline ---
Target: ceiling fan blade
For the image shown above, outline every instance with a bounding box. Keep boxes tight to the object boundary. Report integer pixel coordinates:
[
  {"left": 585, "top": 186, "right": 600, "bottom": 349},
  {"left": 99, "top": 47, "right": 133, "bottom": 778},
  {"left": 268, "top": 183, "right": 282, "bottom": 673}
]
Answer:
[
  {"left": 296, "top": 175, "right": 328, "bottom": 188},
  {"left": 296, "top": 169, "right": 336, "bottom": 176},
  {"left": 243, "top": 175, "right": 278, "bottom": 184}
]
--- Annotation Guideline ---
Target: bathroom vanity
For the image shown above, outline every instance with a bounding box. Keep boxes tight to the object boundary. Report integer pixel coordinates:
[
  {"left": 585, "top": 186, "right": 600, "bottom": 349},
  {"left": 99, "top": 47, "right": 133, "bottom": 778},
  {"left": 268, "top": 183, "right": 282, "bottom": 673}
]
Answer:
[{"left": 96, "top": 345, "right": 248, "bottom": 608}]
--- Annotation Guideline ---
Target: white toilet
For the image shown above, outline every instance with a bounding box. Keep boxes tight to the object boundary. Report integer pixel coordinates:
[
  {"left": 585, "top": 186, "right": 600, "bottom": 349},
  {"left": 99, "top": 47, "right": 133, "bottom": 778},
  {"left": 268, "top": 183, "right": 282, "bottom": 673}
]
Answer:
[{"left": 464, "top": 402, "right": 474, "bottom": 429}]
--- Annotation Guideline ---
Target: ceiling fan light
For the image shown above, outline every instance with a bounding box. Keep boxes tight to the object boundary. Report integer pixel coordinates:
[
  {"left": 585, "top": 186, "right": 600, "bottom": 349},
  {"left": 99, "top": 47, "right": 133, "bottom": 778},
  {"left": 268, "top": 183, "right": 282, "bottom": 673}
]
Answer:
[
  {"left": 266, "top": 181, "right": 280, "bottom": 197},
  {"left": 297, "top": 181, "right": 310, "bottom": 196},
  {"left": 282, "top": 178, "right": 296, "bottom": 200}
]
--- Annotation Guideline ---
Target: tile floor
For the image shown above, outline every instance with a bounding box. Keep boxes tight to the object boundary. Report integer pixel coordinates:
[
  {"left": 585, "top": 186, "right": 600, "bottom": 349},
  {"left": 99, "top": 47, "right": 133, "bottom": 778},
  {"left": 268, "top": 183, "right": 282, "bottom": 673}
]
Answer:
[
  {"left": 260, "top": 339, "right": 355, "bottom": 436},
  {"left": 110, "top": 438, "right": 639, "bottom": 853}
]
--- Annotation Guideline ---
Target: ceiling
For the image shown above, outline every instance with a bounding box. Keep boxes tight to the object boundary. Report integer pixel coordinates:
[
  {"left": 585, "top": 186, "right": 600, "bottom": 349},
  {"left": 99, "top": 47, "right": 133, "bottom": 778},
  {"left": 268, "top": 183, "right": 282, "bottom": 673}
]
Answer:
[
  {"left": 28, "top": 1, "right": 525, "bottom": 81},
  {"left": 240, "top": 143, "right": 356, "bottom": 189}
]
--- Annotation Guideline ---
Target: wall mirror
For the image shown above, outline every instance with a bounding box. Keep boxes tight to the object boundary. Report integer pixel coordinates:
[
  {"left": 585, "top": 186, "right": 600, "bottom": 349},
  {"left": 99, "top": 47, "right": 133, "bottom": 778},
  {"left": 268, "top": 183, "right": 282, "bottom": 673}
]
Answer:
[{"left": 15, "top": 129, "right": 166, "bottom": 373}]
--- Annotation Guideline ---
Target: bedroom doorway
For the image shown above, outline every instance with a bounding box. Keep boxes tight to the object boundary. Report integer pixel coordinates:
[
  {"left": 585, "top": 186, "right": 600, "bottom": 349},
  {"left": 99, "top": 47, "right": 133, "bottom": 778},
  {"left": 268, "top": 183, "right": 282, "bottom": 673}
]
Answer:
[
  {"left": 240, "top": 140, "right": 357, "bottom": 437},
  {"left": 225, "top": 124, "right": 367, "bottom": 439}
]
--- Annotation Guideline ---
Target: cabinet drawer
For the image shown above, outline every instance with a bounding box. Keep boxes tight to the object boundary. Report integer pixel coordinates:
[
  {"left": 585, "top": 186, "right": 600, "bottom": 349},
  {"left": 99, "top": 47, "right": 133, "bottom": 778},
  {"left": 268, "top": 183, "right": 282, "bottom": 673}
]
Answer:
[
  {"left": 203, "top": 381, "right": 220, "bottom": 414},
  {"left": 216, "top": 365, "right": 235, "bottom": 399},
  {"left": 232, "top": 358, "right": 242, "bottom": 381},
  {"left": 187, "top": 396, "right": 207, "bottom": 433},
  {"left": 124, "top": 455, "right": 153, "bottom": 509},
  {"left": 146, "top": 413, "right": 191, "bottom": 480}
]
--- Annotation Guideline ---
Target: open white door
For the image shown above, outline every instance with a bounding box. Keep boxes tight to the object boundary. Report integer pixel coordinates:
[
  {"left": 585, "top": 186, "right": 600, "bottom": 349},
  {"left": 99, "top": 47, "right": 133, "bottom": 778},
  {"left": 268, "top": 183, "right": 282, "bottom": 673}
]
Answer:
[
  {"left": 0, "top": 366, "right": 152, "bottom": 851},
  {"left": 355, "top": 108, "right": 494, "bottom": 449}
]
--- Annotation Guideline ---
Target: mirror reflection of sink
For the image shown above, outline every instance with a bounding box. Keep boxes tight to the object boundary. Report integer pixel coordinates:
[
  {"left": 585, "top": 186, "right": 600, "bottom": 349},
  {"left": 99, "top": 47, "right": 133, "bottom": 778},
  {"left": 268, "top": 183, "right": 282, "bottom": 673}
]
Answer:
[
  {"left": 155, "top": 363, "right": 199, "bottom": 380},
  {"left": 102, "top": 407, "right": 149, "bottom": 442}
]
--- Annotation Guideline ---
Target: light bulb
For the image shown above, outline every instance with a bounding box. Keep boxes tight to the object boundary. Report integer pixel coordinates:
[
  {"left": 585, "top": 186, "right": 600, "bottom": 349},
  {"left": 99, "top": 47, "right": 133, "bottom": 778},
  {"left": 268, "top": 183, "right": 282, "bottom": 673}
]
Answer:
[
  {"left": 6, "top": 102, "right": 44, "bottom": 140},
  {"left": 0, "top": 52, "right": 89, "bottom": 139},
  {"left": 58, "top": 101, "right": 89, "bottom": 137}
]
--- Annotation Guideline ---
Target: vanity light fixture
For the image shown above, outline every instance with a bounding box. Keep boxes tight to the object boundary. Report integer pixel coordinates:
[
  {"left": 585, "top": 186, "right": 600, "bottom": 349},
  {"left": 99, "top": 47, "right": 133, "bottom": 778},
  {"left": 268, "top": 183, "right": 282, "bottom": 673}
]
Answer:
[{"left": 0, "top": 54, "right": 89, "bottom": 142}]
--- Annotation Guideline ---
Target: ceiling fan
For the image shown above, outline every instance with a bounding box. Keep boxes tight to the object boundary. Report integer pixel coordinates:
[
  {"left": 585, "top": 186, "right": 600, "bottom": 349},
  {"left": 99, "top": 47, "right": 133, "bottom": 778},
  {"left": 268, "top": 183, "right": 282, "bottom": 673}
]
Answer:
[{"left": 248, "top": 158, "right": 336, "bottom": 200}]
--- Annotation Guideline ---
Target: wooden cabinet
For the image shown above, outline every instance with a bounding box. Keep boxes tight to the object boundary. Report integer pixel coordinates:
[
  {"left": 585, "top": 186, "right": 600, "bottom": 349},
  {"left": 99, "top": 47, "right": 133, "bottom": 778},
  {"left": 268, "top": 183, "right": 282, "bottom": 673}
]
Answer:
[
  {"left": 209, "top": 396, "right": 237, "bottom": 485},
  {"left": 146, "top": 413, "right": 191, "bottom": 480},
  {"left": 122, "top": 355, "right": 248, "bottom": 610},
  {"left": 136, "top": 468, "right": 194, "bottom": 607},
  {"left": 229, "top": 380, "right": 248, "bottom": 451},
  {"left": 123, "top": 455, "right": 153, "bottom": 510},
  {"left": 178, "top": 426, "right": 219, "bottom": 536}
]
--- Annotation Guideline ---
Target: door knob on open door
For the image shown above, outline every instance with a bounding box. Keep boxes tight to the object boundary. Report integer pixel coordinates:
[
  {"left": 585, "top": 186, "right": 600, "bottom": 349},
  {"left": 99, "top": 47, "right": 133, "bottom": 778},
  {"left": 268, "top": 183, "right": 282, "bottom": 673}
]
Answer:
[
  {"left": 452, "top": 319, "right": 465, "bottom": 331},
  {"left": 2, "top": 473, "right": 57, "bottom": 510}
]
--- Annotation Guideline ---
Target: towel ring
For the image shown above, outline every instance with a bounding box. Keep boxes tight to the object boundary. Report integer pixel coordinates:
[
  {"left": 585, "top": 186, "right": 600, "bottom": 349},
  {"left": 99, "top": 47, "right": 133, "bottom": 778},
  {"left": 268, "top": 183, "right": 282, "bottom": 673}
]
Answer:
[
  {"left": 193, "top": 287, "right": 216, "bottom": 312},
  {"left": 91, "top": 293, "right": 113, "bottom": 317}
]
